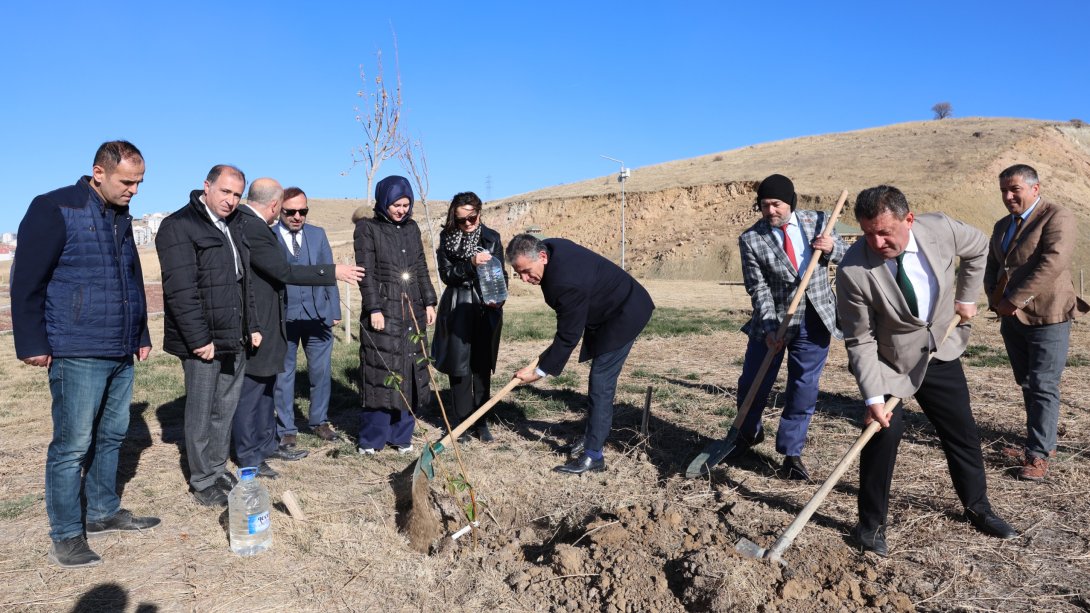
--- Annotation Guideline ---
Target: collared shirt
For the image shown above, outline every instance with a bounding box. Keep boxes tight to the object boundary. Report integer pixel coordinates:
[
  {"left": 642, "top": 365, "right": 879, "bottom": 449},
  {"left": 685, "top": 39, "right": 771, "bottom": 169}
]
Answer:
[
  {"left": 1001, "top": 197, "right": 1040, "bottom": 252},
  {"left": 866, "top": 230, "right": 968, "bottom": 407},
  {"left": 772, "top": 211, "right": 812, "bottom": 270},
  {"left": 882, "top": 230, "right": 937, "bottom": 323},
  {"left": 202, "top": 196, "right": 240, "bottom": 277},
  {"left": 276, "top": 223, "right": 304, "bottom": 255}
]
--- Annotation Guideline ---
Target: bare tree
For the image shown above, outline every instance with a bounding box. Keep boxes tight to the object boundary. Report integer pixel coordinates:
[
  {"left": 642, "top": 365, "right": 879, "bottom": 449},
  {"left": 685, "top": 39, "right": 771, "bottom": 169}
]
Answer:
[
  {"left": 347, "top": 40, "right": 407, "bottom": 207},
  {"left": 932, "top": 101, "right": 953, "bottom": 120},
  {"left": 399, "top": 136, "right": 442, "bottom": 290}
]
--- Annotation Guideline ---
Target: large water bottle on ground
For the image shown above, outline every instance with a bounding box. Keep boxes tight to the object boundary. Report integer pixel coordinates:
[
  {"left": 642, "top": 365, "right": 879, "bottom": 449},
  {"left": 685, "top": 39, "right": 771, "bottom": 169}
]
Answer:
[
  {"left": 228, "top": 467, "right": 272, "bottom": 555},
  {"left": 477, "top": 255, "right": 508, "bottom": 305}
]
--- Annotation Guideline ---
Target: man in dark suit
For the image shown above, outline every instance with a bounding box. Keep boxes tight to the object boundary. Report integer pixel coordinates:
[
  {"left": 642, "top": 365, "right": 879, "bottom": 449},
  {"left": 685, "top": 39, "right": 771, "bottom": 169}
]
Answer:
[
  {"left": 233, "top": 178, "right": 363, "bottom": 478},
  {"left": 507, "top": 234, "right": 654, "bottom": 474},
  {"left": 273, "top": 187, "right": 343, "bottom": 448},
  {"left": 984, "top": 164, "right": 1089, "bottom": 481},
  {"left": 835, "top": 185, "right": 1017, "bottom": 557}
]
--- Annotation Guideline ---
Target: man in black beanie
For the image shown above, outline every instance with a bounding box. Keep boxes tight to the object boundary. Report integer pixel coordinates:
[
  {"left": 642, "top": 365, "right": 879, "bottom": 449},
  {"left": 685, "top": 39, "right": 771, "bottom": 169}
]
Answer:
[{"left": 726, "top": 174, "right": 846, "bottom": 480}]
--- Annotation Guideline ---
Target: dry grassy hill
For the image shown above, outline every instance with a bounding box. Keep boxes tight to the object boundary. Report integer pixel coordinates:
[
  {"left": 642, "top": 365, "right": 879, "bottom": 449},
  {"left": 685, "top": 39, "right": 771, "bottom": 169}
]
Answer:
[
  {"left": 480, "top": 117, "right": 1090, "bottom": 282},
  {"left": 137, "top": 117, "right": 1090, "bottom": 288}
]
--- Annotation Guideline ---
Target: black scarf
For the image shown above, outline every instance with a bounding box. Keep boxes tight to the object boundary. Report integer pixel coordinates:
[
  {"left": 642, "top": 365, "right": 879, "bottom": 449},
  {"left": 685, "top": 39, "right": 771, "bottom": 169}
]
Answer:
[{"left": 441, "top": 225, "right": 483, "bottom": 261}]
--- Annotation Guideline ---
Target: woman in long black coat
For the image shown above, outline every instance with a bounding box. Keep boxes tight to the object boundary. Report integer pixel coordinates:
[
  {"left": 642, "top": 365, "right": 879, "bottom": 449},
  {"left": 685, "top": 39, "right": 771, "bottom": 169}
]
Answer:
[
  {"left": 354, "top": 176, "right": 437, "bottom": 454},
  {"left": 431, "top": 192, "right": 504, "bottom": 442}
]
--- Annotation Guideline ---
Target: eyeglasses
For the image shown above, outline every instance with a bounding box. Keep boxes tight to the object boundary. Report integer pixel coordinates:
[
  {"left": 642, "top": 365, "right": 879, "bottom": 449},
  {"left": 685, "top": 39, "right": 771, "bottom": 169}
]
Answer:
[
  {"left": 455, "top": 214, "right": 479, "bottom": 226},
  {"left": 283, "top": 208, "right": 309, "bottom": 217}
]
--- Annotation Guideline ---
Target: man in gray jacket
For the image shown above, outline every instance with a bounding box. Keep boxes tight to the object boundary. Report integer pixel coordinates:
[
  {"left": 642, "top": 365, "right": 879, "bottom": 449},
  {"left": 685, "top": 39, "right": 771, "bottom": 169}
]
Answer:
[{"left": 836, "top": 184, "right": 1016, "bottom": 557}]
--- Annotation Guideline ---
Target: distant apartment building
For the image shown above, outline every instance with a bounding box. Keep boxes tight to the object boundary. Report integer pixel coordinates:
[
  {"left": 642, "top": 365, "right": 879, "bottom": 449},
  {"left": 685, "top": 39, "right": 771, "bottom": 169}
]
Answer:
[{"left": 132, "top": 212, "right": 168, "bottom": 246}]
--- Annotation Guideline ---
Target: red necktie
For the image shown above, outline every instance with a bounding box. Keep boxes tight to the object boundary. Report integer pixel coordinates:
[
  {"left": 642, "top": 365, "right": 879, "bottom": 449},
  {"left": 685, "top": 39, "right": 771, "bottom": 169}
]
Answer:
[{"left": 780, "top": 224, "right": 798, "bottom": 270}]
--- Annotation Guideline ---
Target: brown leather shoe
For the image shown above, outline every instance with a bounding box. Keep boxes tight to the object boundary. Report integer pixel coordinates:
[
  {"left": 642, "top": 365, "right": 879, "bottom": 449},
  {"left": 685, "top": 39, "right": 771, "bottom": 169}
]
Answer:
[
  {"left": 1018, "top": 456, "right": 1049, "bottom": 481},
  {"left": 280, "top": 434, "right": 298, "bottom": 448},
  {"left": 312, "top": 423, "right": 340, "bottom": 442},
  {"left": 1003, "top": 446, "right": 1056, "bottom": 460}
]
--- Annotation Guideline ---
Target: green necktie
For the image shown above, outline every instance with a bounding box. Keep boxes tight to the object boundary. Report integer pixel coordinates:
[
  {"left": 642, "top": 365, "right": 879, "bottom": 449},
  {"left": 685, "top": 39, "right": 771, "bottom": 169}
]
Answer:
[{"left": 896, "top": 252, "right": 919, "bottom": 318}]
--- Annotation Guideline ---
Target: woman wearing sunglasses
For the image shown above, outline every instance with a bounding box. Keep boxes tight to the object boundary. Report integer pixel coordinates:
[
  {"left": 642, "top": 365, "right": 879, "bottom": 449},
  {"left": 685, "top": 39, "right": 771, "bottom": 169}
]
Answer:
[
  {"left": 431, "top": 192, "right": 506, "bottom": 443},
  {"left": 353, "top": 175, "right": 437, "bottom": 455}
]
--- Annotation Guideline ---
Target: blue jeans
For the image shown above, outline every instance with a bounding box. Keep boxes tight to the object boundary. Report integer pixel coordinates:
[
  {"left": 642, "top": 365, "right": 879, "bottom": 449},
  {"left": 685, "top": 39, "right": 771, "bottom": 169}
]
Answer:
[
  {"left": 737, "top": 305, "right": 831, "bottom": 456},
  {"left": 584, "top": 340, "right": 636, "bottom": 454},
  {"left": 1001, "top": 317, "right": 1071, "bottom": 459},
  {"left": 46, "top": 357, "right": 134, "bottom": 541}
]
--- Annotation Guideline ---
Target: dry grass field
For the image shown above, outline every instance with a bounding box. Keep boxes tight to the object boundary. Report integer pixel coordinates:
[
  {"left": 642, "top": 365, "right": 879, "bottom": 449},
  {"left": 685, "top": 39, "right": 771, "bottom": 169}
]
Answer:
[{"left": 1, "top": 280, "right": 1089, "bottom": 612}]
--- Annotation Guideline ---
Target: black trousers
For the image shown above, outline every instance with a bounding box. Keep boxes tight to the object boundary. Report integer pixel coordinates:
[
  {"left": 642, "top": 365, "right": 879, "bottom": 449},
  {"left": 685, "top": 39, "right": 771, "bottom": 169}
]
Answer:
[
  {"left": 858, "top": 358, "right": 990, "bottom": 530},
  {"left": 449, "top": 370, "right": 491, "bottom": 424}
]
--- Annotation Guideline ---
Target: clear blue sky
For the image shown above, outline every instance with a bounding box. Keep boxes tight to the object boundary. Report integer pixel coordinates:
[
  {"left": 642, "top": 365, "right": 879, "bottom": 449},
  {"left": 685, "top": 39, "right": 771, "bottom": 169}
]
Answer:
[{"left": 3, "top": 1, "right": 1086, "bottom": 232}]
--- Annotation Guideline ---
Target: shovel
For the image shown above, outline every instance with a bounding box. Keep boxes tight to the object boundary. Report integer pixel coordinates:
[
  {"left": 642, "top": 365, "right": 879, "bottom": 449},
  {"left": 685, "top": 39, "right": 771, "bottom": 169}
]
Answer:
[
  {"left": 736, "top": 316, "right": 962, "bottom": 565},
  {"left": 686, "top": 190, "right": 848, "bottom": 478}
]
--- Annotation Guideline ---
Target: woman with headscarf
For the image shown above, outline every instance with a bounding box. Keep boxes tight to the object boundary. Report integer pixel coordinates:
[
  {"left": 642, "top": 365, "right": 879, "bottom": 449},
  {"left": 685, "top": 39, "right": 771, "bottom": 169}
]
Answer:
[
  {"left": 354, "top": 175, "right": 437, "bottom": 455},
  {"left": 431, "top": 192, "right": 505, "bottom": 443}
]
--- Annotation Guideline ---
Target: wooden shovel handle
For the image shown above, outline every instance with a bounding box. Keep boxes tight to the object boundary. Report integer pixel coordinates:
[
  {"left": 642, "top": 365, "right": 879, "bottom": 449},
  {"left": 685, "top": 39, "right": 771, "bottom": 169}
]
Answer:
[
  {"left": 730, "top": 190, "right": 849, "bottom": 431},
  {"left": 765, "top": 316, "right": 962, "bottom": 562},
  {"left": 435, "top": 358, "right": 539, "bottom": 449}
]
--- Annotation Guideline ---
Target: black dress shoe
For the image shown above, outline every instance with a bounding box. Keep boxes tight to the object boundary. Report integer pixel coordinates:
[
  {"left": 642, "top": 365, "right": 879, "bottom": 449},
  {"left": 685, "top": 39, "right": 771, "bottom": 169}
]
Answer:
[
  {"left": 257, "top": 461, "right": 279, "bottom": 479},
  {"left": 476, "top": 422, "right": 494, "bottom": 443},
  {"left": 851, "top": 524, "right": 888, "bottom": 557},
  {"left": 270, "top": 446, "right": 308, "bottom": 461},
  {"left": 456, "top": 432, "right": 472, "bottom": 445},
  {"left": 780, "top": 455, "right": 811, "bottom": 481},
  {"left": 724, "top": 428, "right": 765, "bottom": 460},
  {"left": 553, "top": 453, "right": 605, "bottom": 475},
  {"left": 215, "top": 472, "right": 238, "bottom": 494},
  {"left": 964, "top": 508, "right": 1018, "bottom": 539},
  {"left": 192, "top": 485, "right": 228, "bottom": 507}
]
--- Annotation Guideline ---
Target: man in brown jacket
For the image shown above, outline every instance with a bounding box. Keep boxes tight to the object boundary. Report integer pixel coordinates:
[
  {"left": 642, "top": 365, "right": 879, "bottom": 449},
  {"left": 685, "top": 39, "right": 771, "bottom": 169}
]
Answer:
[{"left": 985, "top": 164, "right": 1090, "bottom": 481}]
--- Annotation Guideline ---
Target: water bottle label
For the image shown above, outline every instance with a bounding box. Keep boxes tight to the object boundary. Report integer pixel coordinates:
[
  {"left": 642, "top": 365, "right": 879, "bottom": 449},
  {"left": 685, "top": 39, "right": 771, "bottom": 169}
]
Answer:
[{"left": 248, "top": 511, "right": 270, "bottom": 534}]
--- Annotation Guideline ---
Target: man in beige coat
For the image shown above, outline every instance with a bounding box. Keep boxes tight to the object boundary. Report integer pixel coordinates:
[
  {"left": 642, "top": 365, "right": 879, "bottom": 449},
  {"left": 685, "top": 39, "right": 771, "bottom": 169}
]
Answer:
[
  {"left": 836, "top": 185, "right": 1017, "bottom": 556},
  {"left": 985, "top": 164, "right": 1089, "bottom": 481}
]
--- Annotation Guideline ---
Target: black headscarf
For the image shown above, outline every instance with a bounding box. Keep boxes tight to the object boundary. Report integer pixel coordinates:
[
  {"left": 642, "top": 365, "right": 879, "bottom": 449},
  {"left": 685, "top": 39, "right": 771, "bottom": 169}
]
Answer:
[{"left": 374, "top": 175, "right": 415, "bottom": 224}]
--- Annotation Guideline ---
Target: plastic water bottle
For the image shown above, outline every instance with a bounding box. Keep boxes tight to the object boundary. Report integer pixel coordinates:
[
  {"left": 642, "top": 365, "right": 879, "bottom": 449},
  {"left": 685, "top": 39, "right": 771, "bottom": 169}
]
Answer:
[
  {"left": 477, "top": 256, "right": 508, "bottom": 304},
  {"left": 228, "top": 467, "right": 272, "bottom": 555}
]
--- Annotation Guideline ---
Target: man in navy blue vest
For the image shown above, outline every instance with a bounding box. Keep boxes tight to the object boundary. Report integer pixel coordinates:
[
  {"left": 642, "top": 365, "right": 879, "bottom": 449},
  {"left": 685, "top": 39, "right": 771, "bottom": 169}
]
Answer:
[
  {"left": 12, "top": 140, "right": 160, "bottom": 568},
  {"left": 508, "top": 234, "right": 654, "bottom": 474},
  {"left": 273, "top": 187, "right": 343, "bottom": 448}
]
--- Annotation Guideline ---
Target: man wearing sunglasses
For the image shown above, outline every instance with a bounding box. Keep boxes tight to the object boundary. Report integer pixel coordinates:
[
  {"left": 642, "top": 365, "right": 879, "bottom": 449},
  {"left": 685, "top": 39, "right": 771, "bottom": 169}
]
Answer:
[{"left": 273, "top": 187, "right": 344, "bottom": 450}]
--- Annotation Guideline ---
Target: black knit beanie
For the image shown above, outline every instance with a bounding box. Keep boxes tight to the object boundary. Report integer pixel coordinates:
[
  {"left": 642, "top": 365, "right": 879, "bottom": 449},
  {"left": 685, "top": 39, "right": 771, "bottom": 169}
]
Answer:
[{"left": 755, "top": 174, "right": 797, "bottom": 211}]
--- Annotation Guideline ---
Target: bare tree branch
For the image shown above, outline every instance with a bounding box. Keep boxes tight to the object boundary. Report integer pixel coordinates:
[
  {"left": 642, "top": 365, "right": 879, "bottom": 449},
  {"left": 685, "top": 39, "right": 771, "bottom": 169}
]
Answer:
[
  {"left": 400, "top": 137, "right": 442, "bottom": 291},
  {"left": 346, "top": 41, "right": 407, "bottom": 207}
]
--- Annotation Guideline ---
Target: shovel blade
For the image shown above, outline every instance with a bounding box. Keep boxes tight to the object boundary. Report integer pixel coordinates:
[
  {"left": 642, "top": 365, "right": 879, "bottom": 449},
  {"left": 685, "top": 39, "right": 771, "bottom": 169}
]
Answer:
[
  {"left": 685, "top": 427, "right": 742, "bottom": 478},
  {"left": 735, "top": 537, "right": 788, "bottom": 567},
  {"left": 416, "top": 441, "right": 446, "bottom": 481},
  {"left": 735, "top": 537, "right": 766, "bottom": 559}
]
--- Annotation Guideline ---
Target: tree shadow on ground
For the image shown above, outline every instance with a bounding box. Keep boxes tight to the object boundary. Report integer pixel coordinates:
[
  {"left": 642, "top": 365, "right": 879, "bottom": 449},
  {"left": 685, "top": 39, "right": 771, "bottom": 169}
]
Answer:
[{"left": 116, "top": 402, "right": 153, "bottom": 498}]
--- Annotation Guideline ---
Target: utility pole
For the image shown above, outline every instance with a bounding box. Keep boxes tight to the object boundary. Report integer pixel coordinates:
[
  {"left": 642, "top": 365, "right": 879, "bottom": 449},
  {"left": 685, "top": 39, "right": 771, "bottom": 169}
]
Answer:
[{"left": 600, "top": 155, "right": 630, "bottom": 270}]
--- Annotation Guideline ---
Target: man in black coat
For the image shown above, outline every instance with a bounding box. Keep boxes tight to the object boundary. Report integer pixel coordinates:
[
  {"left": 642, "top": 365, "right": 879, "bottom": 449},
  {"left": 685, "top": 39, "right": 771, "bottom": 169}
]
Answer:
[
  {"left": 509, "top": 234, "right": 654, "bottom": 474},
  {"left": 233, "top": 178, "right": 364, "bottom": 477},
  {"left": 157, "top": 165, "right": 259, "bottom": 507}
]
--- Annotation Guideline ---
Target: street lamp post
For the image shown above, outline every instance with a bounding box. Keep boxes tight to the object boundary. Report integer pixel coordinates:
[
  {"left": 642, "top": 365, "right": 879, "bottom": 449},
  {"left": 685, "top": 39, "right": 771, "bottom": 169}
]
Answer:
[{"left": 600, "top": 155, "right": 630, "bottom": 269}]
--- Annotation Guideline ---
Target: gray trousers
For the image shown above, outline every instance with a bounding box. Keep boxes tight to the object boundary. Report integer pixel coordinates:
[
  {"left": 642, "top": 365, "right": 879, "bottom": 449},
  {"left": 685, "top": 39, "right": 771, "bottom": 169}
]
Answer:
[
  {"left": 1000, "top": 317, "right": 1071, "bottom": 459},
  {"left": 182, "top": 354, "right": 246, "bottom": 491}
]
